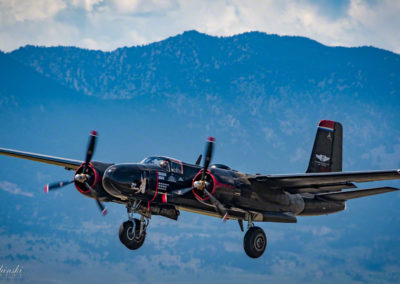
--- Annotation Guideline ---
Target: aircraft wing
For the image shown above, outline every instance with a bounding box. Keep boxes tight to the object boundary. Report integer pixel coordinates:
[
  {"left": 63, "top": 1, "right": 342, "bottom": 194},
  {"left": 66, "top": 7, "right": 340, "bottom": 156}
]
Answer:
[
  {"left": 0, "top": 147, "right": 82, "bottom": 170},
  {"left": 249, "top": 170, "right": 400, "bottom": 194}
]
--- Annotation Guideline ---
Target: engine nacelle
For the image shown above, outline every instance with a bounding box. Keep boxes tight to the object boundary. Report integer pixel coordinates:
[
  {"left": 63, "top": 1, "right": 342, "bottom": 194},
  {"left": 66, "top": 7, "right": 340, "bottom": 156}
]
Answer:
[{"left": 299, "top": 197, "right": 345, "bottom": 216}]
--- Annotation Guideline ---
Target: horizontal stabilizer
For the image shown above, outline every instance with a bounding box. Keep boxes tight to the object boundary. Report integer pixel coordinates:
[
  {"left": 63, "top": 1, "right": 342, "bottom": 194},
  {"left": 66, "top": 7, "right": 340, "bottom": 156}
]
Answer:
[
  {"left": 317, "top": 187, "right": 399, "bottom": 201},
  {"left": 250, "top": 170, "right": 400, "bottom": 192}
]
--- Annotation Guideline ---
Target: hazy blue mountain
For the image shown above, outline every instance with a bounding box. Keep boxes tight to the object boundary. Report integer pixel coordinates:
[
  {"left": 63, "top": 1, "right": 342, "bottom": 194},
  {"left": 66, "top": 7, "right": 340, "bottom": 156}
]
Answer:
[
  {"left": 0, "top": 31, "right": 399, "bottom": 284},
  {"left": 9, "top": 30, "right": 400, "bottom": 103}
]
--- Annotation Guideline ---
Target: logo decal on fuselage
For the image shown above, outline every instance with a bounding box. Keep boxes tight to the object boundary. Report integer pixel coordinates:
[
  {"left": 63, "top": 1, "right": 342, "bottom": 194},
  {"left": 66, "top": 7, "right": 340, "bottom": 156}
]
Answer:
[{"left": 316, "top": 154, "right": 330, "bottom": 162}]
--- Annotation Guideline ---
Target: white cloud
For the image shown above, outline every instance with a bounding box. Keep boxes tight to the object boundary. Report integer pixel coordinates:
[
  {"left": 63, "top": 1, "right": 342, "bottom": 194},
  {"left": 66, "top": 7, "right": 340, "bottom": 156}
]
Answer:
[
  {"left": 109, "top": 0, "right": 140, "bottom": 13},
  {"left": 0, "top": 0, "right": 399, "bottom": 53},
  {"left": 361, "top": 143, "right": 400, "bottom": 169},
  {"left": 0, "top": 181, "right": 33, "bottom": 197},
  {"left": 0, "top": 0, "right": 66, "bottom": 25},
  {"left": 290, "top": 147, "right": 307, "bottom": 163},
  {"left": 71, "top": 0, "right": 104, "bottom": 12}
]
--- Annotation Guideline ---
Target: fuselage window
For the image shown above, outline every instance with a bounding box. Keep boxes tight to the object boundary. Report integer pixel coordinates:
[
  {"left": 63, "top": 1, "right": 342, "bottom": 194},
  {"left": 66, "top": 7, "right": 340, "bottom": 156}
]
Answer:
[
  {"left": 141, "top": 157, "right": 170, "bottom": 172},
  {"left": 170, "top": 161, "right": 183, "bottom": 174}
]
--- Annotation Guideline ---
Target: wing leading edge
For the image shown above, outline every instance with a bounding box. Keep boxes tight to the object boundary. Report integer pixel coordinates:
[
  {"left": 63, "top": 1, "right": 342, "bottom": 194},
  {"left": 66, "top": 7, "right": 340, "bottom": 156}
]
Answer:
[{"left": 0, "top": 147, "right": 82, "bottom": 170}]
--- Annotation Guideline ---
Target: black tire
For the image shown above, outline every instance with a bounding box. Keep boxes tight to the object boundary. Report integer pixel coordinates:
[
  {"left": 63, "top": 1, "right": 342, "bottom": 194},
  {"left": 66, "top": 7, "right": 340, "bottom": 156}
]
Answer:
[
  {"left": 119, "top": 219, "right": 146, "bottom": 250},
  {"left": 243, "top": 226, "right": 267, "bottom": 258}
]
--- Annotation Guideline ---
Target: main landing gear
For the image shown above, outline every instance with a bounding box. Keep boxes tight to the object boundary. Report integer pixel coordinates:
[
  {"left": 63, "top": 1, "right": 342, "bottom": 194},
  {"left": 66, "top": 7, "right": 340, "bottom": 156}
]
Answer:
[
  {"left": 119, "top": 202, "right": 149, "bottom": 250},
  {"left": 242, "top": 215, "right": 267, "bottom": 258}
]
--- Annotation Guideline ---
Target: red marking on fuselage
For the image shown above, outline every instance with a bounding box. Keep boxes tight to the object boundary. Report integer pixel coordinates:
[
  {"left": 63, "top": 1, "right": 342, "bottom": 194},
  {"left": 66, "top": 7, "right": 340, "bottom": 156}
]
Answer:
[
  {"left": 215, "top": 182, "right": 235, "bottom": 189},
  {"left": 147, "top": 171, "right": 159, "bottom": 211},
  {"left": 162, "top": 193, "right": 167, "bottom": 203}
]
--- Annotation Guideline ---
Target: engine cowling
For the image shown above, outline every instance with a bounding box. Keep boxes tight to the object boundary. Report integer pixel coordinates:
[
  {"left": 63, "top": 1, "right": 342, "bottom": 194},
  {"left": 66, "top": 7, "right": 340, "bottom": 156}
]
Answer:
[
  {"left": 192, "top": 170, "right": 216, "bottom": 201},
  {"left": 74, "top": 162, "right": 101, "bottom": 194}
]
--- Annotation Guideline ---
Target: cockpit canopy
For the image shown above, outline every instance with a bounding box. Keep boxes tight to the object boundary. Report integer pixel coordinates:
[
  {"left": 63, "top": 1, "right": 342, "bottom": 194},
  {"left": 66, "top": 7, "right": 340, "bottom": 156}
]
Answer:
[{"left": 141, "top": 156, "right": 183, "bottom": 174}]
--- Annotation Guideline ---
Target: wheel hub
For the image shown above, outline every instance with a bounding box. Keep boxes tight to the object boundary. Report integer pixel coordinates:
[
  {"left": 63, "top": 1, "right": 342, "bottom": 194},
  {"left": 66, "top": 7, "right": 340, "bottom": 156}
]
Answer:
[
  {"left": 127, "top": 226, "right": 135, "bottom": 240},
  {"left": 254, "top": 235, "right": 265, "bottom": 251}
]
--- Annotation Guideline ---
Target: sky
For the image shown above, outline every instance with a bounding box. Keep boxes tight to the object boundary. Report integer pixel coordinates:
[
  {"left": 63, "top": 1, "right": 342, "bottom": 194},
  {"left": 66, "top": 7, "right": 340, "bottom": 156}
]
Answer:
[{"left": 0, "top": 0, "right": 400, "bottom": 53}]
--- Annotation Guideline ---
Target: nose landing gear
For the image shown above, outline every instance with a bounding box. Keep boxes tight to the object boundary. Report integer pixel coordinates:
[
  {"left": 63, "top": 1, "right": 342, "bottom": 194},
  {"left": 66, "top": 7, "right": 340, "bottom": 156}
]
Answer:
[
  {"left": 119, "top": 218, "right": 147, "bottom": 250},
  {"left": 242, "top": 215, "right": 267, "bottom": 258},
  {"left": 119, "top": 201, "right": 149, "bottom": 250}
]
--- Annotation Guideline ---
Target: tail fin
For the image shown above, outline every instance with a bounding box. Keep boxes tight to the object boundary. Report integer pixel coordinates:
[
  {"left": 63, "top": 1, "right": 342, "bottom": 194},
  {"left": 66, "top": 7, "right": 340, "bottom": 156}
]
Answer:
[{"left": 306, "top": 120, "right": 342, "bottom": 173}]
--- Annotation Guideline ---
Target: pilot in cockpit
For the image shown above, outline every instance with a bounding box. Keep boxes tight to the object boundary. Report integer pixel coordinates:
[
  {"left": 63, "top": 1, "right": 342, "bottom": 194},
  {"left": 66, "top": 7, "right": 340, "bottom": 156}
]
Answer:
[{"left": 160, "top": 160, "right": 169, "bottom": 171}]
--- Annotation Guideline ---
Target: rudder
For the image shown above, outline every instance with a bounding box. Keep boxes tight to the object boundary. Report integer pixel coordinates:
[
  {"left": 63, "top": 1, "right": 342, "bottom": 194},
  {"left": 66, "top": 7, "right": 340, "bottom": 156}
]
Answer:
[{"left": 306, "top": 120, "right": 342, "bottom": 173}]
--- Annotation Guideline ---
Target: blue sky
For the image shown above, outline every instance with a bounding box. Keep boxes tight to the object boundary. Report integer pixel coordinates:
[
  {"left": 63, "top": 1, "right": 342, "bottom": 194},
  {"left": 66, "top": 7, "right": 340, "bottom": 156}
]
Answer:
[{"left": 0, "top": 0, "right": 399, "bottom": 53}]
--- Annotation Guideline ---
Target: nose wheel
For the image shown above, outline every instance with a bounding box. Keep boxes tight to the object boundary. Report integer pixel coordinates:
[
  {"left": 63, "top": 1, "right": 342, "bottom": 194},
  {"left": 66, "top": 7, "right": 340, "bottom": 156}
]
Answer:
[{"left": 119, "top": 218, "right": 147, "bottom": 250}]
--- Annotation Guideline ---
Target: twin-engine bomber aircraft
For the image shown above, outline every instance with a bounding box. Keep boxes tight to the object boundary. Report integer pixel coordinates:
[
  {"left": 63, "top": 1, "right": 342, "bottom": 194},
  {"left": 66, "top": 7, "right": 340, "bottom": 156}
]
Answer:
[{"left": 1, "top": 120, "right": 399, "bottom": 258}]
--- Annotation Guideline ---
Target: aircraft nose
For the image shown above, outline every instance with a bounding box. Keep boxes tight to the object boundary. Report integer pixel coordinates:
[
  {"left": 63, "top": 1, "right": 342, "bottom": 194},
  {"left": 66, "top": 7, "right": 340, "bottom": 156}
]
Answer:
[{"left": 102, "top": 164, "right": 144, "bottom": 198}]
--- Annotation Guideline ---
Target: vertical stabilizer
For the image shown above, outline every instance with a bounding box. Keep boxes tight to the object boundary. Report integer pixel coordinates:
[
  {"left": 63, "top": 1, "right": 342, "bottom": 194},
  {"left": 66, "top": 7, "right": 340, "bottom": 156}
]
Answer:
[{"left": 306, "top": 120, "right": 342, "bottom": 173}]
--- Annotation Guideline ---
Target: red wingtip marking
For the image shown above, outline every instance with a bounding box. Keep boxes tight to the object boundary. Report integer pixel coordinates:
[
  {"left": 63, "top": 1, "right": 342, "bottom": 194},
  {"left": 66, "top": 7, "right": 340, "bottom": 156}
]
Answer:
[
  {"left": 90, "top": 130, "right": 98, "bottom": 136},
  {"left": 397, "top": 169, "right": 400, "bottom": 174},
  {"left": 318, "top": 120, "right": 335, "bottom": 129},
  {"left": 207, "top": 136, "right": 215, "bottom": 142},
  {"left": 102, "top": 208, "right": 108, "bottom": 216},
  {"left": 44, "top": 185, "right": 49, "bottom": 193},
  {"left": 162, "top": 194, "right": 167, "bottom": 203},
  {"left": 222, "top": 213, "right": 229, "bottom": 222}
]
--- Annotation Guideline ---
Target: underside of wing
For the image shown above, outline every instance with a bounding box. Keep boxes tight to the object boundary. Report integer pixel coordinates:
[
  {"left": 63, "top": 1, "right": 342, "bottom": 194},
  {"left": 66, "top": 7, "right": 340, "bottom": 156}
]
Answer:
[
  {"left": 250, "top": 170, "right": 400, "bottom": 194},
  {"left": 0, "top": 147, "right": 82, "bottom": 170}
]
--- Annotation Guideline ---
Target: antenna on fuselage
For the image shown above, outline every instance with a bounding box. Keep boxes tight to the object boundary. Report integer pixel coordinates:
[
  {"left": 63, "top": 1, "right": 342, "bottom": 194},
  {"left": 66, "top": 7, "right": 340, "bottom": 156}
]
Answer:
[{"left": 195, "top": 154, "right": 202, "bottom": 165}]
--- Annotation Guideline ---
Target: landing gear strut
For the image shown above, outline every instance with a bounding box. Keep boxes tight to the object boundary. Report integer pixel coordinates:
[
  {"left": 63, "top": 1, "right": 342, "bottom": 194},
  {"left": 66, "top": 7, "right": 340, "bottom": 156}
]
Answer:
[
  {"left": 243, "top": 214, "right": 267, "bottom": 258},
  {"left": 119, "top": 201, "right": 149, "bottom": 250}
]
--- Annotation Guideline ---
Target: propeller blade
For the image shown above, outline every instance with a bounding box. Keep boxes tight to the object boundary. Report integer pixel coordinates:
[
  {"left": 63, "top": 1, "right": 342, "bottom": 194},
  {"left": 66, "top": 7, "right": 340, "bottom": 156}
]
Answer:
[
  {"left": 201, "top": 137, "right": 214, "bottom": 180},
  {"left": 203, "top": 188, "right": 229, "bottom": 222},
  {"left": 195, "top": 154, "right": 202, "bottom": 165},
  {"left": 95, "top": 198, "right": 108, "bottom": 216},
  {"left": 84, "top": 181, "right": 107, "bottom": 216},
  {"left": 82, "top": 130, "right": 97, "bottom": 173},
  {"left": 171, "top": 187, "right": 195, "bottom": 196},
  {"left": 44, "top": 180, "right": 74, "bottom": 193}
]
